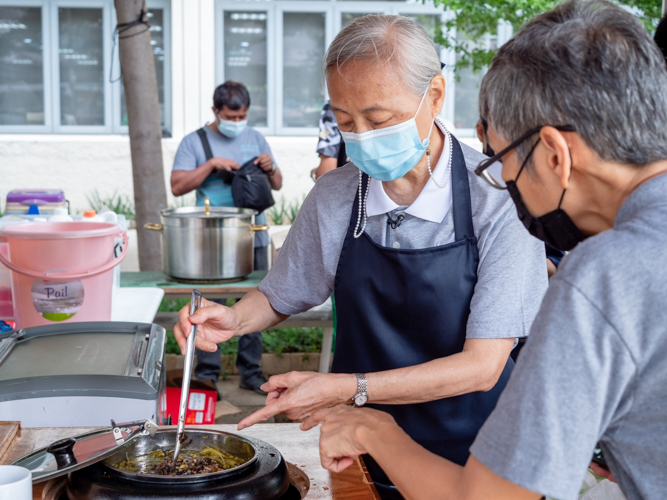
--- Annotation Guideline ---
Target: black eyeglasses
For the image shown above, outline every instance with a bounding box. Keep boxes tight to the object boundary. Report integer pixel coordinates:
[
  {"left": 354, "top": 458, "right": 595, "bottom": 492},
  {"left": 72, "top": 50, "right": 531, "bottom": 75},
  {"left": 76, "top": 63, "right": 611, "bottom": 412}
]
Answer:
[{"left": 474, "top": 125, "right": 576, "bottom": 190}]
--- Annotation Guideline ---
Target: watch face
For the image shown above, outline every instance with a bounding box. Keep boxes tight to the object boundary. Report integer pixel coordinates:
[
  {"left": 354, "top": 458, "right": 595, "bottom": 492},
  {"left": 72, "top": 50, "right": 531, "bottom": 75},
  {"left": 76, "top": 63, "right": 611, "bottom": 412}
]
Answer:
[{"left": 354, "top": 393, "right": 368, "bottom": 407}]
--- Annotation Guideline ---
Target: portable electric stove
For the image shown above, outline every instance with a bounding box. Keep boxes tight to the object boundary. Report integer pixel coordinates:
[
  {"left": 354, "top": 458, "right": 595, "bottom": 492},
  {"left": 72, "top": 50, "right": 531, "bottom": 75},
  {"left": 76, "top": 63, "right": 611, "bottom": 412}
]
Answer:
[{"left": 13, "top": 421, "right": 303, "bottom": 500}]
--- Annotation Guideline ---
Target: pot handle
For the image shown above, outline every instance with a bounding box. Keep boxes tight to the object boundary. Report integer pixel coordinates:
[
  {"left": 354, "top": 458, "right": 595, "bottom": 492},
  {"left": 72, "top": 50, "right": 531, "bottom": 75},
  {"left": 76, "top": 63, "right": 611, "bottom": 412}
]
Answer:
[
  {"left": 144, "top": 223, "right": 163, "bottom": 231},
  {"left": 250, "top": 224, "right": 269, "bottom": 233},
  {"left": 0, "top": 232, "right": 129, "bottom": 280}
]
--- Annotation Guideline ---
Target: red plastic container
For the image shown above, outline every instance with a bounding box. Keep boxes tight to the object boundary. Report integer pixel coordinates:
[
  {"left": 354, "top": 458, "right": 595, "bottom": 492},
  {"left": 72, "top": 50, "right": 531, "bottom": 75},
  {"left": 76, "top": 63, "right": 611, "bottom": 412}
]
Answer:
[{"left": 165, "top": 387, "right": 217, "bottom": 425}]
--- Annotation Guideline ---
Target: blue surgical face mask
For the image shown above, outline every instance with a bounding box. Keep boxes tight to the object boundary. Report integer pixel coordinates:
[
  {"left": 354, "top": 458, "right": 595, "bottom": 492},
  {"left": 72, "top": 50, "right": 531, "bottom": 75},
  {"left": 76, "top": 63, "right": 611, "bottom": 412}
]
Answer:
[
  {"left": 217, "top": 117, "right": 247, "bottom": 138},
  {"left": 340, "top": 90, "right": 435, "bottom": 181}
]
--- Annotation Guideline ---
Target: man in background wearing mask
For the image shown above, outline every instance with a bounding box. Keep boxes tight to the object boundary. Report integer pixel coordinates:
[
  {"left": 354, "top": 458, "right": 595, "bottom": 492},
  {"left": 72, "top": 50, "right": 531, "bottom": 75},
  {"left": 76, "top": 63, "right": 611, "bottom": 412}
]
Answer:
[{"left": 171, "top": 81, "right": 282, "bottom": 396}]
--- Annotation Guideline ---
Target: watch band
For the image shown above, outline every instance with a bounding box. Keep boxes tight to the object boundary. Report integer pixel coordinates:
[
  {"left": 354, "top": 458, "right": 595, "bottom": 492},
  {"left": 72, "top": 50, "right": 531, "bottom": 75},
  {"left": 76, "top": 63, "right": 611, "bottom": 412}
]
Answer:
[
  {"left": 353, "top": 373, "right": 368, "bottom": 407},
  {"left": 355, "top": 373, "right": 367, "bottom": 394}
]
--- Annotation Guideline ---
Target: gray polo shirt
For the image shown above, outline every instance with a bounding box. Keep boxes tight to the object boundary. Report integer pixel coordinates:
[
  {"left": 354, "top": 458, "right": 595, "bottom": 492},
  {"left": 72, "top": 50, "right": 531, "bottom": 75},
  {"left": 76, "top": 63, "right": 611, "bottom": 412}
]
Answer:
[
  {"left": 259, "top": 138, "right": 548, "bottom": 341},
  {"left": 471, "top": 173, "right": 667, "bottom": 499}
]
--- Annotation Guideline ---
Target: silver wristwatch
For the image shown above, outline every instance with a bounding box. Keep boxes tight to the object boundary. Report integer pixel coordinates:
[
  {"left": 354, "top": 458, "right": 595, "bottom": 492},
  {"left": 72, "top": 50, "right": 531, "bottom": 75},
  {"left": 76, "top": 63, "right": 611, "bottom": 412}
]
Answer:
[{"left": 353, "top": 373, "right": 368, "bottom": 407}]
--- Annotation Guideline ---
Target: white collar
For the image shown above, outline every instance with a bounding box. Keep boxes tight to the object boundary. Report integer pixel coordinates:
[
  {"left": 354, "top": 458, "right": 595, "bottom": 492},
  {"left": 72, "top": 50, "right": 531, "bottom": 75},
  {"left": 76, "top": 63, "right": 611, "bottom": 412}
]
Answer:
[{"left": 365, "top": 119, "right": 453, "bottom": 224}]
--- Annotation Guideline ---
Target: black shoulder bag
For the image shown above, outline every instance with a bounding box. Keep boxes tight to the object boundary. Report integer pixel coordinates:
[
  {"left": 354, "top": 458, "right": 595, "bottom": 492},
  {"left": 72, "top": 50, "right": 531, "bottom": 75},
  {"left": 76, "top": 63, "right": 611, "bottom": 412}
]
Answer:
[{"left": 197, "top": 127, "right": 275, "bottom": 212}]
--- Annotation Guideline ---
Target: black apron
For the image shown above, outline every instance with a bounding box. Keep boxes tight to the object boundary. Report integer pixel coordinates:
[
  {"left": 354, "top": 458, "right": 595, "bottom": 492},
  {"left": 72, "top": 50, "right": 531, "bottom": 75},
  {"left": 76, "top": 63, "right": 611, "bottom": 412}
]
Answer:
[{"left": 332, "top": 136, "right": 514, "bottom": 499}]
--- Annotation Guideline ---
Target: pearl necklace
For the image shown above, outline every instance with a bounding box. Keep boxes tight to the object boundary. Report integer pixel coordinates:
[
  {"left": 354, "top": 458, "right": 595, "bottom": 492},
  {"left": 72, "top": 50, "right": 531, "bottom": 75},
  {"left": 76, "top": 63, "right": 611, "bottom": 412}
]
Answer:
[
  {"left": 427, "top": 127, "right": 453, "bottom": 189},
  {"left": 353, "top": 124, "right": 453, "bottom": 238},
  {"left": 353, "top": 169, "right": 371, "bottom": 239}
]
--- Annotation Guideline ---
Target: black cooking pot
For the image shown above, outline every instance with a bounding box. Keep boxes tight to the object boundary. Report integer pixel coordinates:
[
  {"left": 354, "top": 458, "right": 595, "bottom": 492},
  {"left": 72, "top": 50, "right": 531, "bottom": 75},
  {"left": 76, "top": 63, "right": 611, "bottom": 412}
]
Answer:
[
  {"left": 13, "top": 423, "right": 293, "bottom": 500},
  {"left": 66, "top": 429, "right": 290, "bottom": 500}
]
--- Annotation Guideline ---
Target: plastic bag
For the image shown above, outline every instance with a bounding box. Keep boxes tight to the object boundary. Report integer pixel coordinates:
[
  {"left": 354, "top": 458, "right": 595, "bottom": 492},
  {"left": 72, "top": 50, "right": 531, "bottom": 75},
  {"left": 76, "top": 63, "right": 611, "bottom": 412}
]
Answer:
[
  {"left": 580, "top": 470, "right": 599, "bottom": 494},
  {"left": 579, "top": 479, "right": 627, "bottom": 500}
]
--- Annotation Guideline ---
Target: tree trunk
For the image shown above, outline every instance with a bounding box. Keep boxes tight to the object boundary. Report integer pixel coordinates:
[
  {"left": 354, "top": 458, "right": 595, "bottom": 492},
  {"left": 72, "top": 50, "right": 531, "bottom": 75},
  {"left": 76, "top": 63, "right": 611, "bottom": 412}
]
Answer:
[{"left": 115, "top": 0, "right": 167, "bottom": 271}]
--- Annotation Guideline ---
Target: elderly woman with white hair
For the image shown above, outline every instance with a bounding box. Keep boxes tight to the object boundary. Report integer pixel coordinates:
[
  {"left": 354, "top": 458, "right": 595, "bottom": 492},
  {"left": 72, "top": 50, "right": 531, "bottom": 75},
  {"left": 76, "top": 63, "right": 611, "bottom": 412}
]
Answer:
[{"left": 174, "top": 14, "right": 547, "bottom": 498}]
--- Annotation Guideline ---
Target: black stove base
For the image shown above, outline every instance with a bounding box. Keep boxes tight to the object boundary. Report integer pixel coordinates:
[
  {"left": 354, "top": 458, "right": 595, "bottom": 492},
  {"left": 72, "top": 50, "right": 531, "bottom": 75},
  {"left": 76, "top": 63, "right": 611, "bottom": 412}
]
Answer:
[
  {"left": 57, "top": 484, "right": 302, "bottom": 500},
  {"left": 66, "top": 446, "right": 291, "bottom": 500}
]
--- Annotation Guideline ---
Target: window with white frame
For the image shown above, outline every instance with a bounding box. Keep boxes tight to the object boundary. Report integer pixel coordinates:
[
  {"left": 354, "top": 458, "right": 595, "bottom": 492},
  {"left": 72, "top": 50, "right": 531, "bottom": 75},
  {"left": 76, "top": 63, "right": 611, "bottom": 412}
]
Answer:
[
  {"left": 0, "top": 5, "right": 45, "bottom": 127},
  {"left": 215, "top": 0, "right": 502, "bottom": 137},
  {"left": 0, "top": 0, "right": 170, "bottom": 134}
]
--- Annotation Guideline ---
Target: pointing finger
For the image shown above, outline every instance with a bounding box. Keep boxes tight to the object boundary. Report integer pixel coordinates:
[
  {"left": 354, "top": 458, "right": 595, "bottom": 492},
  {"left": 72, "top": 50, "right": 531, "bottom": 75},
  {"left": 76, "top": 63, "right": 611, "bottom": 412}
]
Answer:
[{"left": 237, "top": 401, "right": 284, "bottom": 430}]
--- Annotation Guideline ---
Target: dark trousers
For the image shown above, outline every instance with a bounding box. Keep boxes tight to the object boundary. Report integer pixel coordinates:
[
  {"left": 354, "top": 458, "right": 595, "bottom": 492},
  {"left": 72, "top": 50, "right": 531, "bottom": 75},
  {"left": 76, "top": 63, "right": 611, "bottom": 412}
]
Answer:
[{"left": 194, "top": 246, "right": 268, "bottom": 384}]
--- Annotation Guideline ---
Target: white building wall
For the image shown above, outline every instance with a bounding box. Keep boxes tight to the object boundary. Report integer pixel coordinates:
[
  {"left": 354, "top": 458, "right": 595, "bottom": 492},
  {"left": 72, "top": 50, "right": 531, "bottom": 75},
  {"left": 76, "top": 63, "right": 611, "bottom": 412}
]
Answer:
[{"left": 0, "top": 134, "right": 324, "bottom": 214}]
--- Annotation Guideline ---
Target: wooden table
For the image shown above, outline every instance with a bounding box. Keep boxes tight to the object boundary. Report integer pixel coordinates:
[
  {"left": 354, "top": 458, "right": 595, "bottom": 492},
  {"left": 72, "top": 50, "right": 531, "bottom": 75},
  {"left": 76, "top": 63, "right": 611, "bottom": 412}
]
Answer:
[
  {"left": 121, "top": 271, "right": 335, "bottom": 373},
  {"left": 120, "top": 271, "right": 268, "bottom": 299},
  {"left": 0, "top": 422, "right": 379, "bottom": 500}
]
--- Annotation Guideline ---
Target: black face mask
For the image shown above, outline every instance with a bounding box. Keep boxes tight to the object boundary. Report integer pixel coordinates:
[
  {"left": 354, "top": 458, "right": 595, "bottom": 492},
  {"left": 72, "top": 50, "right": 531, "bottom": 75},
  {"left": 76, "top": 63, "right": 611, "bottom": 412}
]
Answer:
[
  {"left": 483, "top": 142, "right": 495, "bottom": 158},
  {"left": 506, "top": 139, "right": 587, "bottom": 252}
]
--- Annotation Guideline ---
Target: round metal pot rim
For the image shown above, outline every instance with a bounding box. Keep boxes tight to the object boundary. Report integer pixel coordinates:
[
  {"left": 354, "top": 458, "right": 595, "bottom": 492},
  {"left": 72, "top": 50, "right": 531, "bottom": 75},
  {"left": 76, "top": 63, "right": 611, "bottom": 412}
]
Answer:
[
  {"left": 102, "top": 429, "right": 259, "bottom": 483},
  {"left": 159, "top": 207, "right": 258, "bottom": 219}
]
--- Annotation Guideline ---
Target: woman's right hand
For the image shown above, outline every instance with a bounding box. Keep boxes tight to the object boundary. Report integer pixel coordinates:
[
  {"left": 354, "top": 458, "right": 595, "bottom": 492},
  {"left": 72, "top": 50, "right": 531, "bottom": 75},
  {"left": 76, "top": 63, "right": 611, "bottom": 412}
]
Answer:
[{"left": 173, "top": 298, "right": 240, "bottom": 353}]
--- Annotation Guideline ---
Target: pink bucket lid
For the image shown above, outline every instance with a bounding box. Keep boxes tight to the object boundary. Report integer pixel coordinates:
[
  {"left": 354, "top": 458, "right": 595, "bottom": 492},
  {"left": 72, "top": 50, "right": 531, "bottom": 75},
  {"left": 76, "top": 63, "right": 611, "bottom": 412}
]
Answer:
[{"left": 0, "top": 222, "right": 121, "bottom": 239}]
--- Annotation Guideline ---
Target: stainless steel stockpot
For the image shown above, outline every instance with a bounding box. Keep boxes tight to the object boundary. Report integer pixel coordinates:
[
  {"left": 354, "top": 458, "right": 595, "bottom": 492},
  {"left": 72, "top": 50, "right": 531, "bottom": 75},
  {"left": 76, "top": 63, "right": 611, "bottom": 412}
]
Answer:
[{"left": 145, "top": 206, "right": 269, "bottom": 281}]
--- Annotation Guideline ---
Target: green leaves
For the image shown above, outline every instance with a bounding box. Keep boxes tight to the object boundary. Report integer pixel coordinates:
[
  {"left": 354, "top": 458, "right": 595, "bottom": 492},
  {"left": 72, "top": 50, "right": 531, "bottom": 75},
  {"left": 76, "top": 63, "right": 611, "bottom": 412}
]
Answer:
[
  {"left": 160, "top": 299, "right": 323, "bottom": 356},
  {"left": 267, "top": 197, "right": 304, "bottom": 225},
  {"left": 164, "top": 328, "right": 323, "bottom": 356},
  {"left": 260, "top": 328, "right": 324, "bottom": 356},
  {"left": 432, "top": 0, "right": 663, "bottom": 74},
  {"left": 86, "top": 189, "right": 136, "bottom": 220}
]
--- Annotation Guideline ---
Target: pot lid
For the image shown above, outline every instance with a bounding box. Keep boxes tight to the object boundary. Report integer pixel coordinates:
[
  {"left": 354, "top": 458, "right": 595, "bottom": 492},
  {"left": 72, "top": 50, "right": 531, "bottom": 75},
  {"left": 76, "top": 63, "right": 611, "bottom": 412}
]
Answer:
[
  {"left": 11, "top": 419, "right": 158, "bottom": 484},
  {"left": 160, "top": 207, "right": 258, "bottom": 218}
]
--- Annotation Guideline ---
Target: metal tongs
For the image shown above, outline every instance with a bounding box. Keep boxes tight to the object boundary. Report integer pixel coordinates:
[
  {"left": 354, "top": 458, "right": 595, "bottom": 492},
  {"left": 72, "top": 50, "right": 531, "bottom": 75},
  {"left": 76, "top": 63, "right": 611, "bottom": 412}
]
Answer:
[{"left": 173, "top": 289, "right": 203, "bottom": 461}]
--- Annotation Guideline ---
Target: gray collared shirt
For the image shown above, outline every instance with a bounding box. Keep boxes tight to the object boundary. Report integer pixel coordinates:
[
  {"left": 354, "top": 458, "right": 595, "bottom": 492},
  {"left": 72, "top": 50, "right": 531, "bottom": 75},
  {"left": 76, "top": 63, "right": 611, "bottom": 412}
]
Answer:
[
  {"left": 260, "top": 139, "right": 548, "bottom": 341},
  {"left": 471, "top": 173, "right": 667, "bottom": 499}
]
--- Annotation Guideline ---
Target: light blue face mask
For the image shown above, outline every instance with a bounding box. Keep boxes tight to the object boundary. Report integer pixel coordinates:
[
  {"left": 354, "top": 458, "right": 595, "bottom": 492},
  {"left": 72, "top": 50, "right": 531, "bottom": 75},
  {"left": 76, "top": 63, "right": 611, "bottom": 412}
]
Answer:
[
  {"left": 340, "top": 90, "right": 435, "bottom": 181},
  {"left": 217, "top": 117, "right": 247, "bottom": 138}
]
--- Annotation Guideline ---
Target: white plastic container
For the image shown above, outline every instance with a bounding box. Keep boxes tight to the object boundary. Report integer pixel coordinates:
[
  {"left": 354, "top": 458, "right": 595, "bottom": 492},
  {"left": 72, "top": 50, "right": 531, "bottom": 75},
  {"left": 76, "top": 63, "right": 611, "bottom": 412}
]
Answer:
[{"left": 48, "top": 208, "right": 73, "bottom": 222}]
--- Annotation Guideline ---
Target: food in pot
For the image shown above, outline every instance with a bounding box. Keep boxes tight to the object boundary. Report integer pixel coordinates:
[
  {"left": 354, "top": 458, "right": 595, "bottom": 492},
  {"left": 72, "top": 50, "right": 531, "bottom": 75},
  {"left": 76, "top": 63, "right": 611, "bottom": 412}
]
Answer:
[
  {"left": 112, "top": 446, "right": 248, "bottom": 476},
  {"left": 154, "top": 456, "right": 223, "bottom": 475}
]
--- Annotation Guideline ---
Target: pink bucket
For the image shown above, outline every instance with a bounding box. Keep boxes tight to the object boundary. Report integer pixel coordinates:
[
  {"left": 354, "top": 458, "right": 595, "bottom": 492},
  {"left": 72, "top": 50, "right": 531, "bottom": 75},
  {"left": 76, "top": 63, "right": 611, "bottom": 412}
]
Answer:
[{"left": 0, "top": 222, "right": 128, "bottom": 328}]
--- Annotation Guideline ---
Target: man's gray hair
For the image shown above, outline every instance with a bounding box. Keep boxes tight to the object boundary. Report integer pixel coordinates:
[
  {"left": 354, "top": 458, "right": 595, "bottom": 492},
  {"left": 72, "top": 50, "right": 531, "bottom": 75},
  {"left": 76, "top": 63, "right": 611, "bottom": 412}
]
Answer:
[
  {"left": 480, "top": 0, "right": 667, "bottom": 167},
  {"left": 324, "top": 15, "right": 441, "bottom": 97}
]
